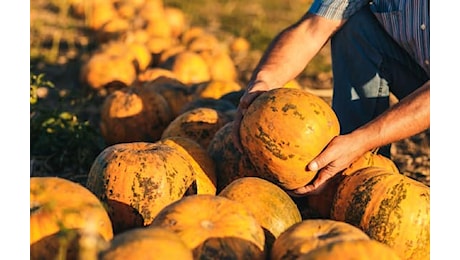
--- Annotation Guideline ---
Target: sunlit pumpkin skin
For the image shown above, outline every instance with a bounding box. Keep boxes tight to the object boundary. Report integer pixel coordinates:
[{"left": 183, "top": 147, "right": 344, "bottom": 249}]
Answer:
[
  {"left": 30, "top": 177, "right": 113, "bottom": 260},
  {"left": 85, "top": 142, "right": 198, "bottom": 234},
  {"left": 179, "top": 97, "right": 236, "bottom": 115},
  {"left": 207, "top": 121, "right": 259, "bottom": 192},
  {"left": 192, "top": 80, "right": 243, "bottom": 100},
  {"left": 168, "top": 50, "right": 211, "bottom": 85},
  {"left": 331, "top": 167, "right": 430, "bottom": 260},
  {"left": 219, "top": 177, "right": 302, "bottom": 250},
  {"left": 150, "top": 194, "right": 266, "bottom": 260},
  {"left": 161, "top": 107, "right": 233, "bottom": 149},
  {"left": 99, "top": 227, "right": 193, "bottom": 260},
  {"left": 240, "top": 88, "right": 340, "bottom": 190},
  {"left": 270, "top": 219, "right": 369, "bottom": 260},
  {"left": 99, "top": 84, "right": 174, "bottom": 145},
  {"left": 298, "top": 239, "right": 401, "bottom": 260},
  {"left": 136, "top": 68, "right": 178, "bottom": 83},
  {"left": 158, "top": 136, "right": 217, "bottom": 195},
  {"left": 201, "top": 51, "right": 239, "bottom": 82},
  {"left": 163, "top": 6, "right": 187, "bottom": 38},
  {"left": 306, "top": 151, "right": 399, "bottom": 218}
]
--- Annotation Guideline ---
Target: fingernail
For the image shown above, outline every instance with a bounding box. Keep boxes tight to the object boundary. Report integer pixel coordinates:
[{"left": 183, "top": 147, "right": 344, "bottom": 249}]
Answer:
[{"left": 309, "top": 161, "right": 318, "bottom": 171}]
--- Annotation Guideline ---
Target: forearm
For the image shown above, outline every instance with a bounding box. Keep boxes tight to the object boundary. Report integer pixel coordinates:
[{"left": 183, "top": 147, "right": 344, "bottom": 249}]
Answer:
[
  {"left": 249, "top": 13, "right": 344, "bottom": 90},
  {"left": 350, "top": 80, "right": 430, "bottom": 152}
]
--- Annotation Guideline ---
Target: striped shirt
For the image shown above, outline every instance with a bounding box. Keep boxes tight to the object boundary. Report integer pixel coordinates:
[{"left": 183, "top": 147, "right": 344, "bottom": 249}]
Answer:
[{"left": 309, "top": 0, "right": 430, "bottom": 75}]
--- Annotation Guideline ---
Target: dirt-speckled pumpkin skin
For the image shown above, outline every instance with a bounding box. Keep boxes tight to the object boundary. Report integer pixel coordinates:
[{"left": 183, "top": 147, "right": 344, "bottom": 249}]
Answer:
[
  {"left": 240, "top": 88, "right": 340, "bottom": 190},
  {"left": 30, "top": 176, "right": 113, "bottom": 260},
  {"left": 306, "top": 151, "right": 399, "bottom": 218},
  {"left": 270, "top": 219, "right": 370, "bottom": 260},
  {"left": 297, "top": 239, "right": 401, "bottom": 260},
  {"left": 331, "top": 167, "right": 430, "bottom": 260},
  {"left": 219, "top": 177, "right": 302, "bottom": 251},
  {"left": 207, "top": 121, "right": 259, "bottom": 192},
  {"left": 86, "top": 142, "right": 198, "bottom": 234},
  {"left": 150, "top": 194, "right": 266, "bottom": 260}
]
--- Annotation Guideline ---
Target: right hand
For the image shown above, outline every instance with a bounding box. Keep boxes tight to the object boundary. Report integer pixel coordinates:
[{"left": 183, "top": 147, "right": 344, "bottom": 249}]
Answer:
[{"left": 231, "top": 80, "right": 272, "bottom": 153}]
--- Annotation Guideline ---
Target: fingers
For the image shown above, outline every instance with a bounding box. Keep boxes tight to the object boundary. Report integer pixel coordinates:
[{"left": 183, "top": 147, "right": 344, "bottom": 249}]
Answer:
[{"left": 290, "top": 166, "right": 338, "bottom": 196}]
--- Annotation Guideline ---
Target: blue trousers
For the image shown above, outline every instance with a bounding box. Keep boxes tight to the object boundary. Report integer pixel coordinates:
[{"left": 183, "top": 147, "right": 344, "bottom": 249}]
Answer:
[{"left": 330, "top": 6, "right": 429, "bottom": 157}]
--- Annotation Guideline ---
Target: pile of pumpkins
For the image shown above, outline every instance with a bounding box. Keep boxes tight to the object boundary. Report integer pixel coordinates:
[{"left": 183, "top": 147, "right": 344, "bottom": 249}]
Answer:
[{"left": 30, "top": 0, "right": 430, "bottom": 259}]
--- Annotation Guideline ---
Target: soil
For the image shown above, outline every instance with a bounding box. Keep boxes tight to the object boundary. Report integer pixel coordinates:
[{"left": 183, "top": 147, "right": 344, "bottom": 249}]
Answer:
[{"left": 30, "top": 0, "right": 429, "bottom": 187}]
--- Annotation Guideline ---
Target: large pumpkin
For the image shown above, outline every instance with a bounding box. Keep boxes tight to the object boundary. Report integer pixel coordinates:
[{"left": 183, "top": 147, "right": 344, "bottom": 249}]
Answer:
[
  {"left": 219, "top": 177, "right": 302, "bottom": 250},
  {"left": 85, "top": 142, "right": 198, "bottom": 234},
  {"left": 270, "top": 219, "right": 370, "bottom": 260},
  {"left": 206, "top": 121, "right": 259, "bottom": 192},
  {"left": 297, "top": 239, "right": 401, "bottom": 260},
  {"left": 331, "top": 167, "right": 430, "bottom": 260},
  {"left": 240, "top": 88, "right": 340, "bottom": 190},
  {"left": 305, "top": 150, "right": 399, "bottom": 218},
  {"left": 150, "top": 194, "right": 266, "bottom": 260},
  {"left": 30, "top": 176, "right": 113, "bottom": 260},
  {"left": 99, "top": 227, "right": 193, "bottom": 260},
  {"left": 99, "top": 83, "right": 174, "bottom": 145}
]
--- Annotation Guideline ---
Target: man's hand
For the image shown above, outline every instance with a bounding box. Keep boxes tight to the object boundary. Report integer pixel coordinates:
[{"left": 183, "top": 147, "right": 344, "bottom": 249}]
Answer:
[
  {"left": 288, "top": 134, "right": 367, "bottom": 196},
  {"left": 231, "top": 81, "right": 272, "bottom": 152}
]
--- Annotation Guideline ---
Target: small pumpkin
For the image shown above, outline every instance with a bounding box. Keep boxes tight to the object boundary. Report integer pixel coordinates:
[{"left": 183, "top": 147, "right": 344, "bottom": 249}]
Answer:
[
  {"left": 85, "top": 141, "right": 198, "bottom": 234},
  {"left": 240, "top": 88, "right": 340, "bottom": 190},
  {"left": 166, "top": 50, "right": 211, "bottom": 85},
  {"left": 298, "top": 239, "right": 401, "bottom": 260},
  {"left": 150, "top": 194, "right": 266, "bottom": 260},
  {"left": 161, "top": 107, "right": 233, "bottom": 149},
  {"left": 331, "top": 167, "right": 430, "bottom": 260},
  {"left": 192, "top": 79, "right": 243, "bottom": 100},
  {"left": 99, "top": 83, "right": 174, "bottom": 145},
  {"left": 30, "top": 176, "right": 113, "bottom": 260},
  {"left": 219, "top": 177, "right": 302, "bottom": 250},
  {"left": 99, "top": 227, "right": 193, "bottom": 260},
  {"left": 270, "top": 219, "right": 370, "bottom": 260}
]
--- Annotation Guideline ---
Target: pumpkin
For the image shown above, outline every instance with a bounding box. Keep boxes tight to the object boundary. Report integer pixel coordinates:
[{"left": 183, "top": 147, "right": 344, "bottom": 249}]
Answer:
[
  {"left": 99, "top": 227, "right": 193, "bottom": 260},
  {"left": 179, "top": 97, "right": 236, "bottom": 115},
  {"left": 138, "top": 0, "right": 165, "bottom": 23},
  {"left": 136, "top": 68, "right": 178, "bottom": 83},
  {"left": 239, "top": 88, "right": 340, "bottom": 190},
  {"left": 180, "top": 26, "right": 206, "bottom": 46},
  {"left": 158, "top": 136, "right": 217, "bottom": 195},
  {"left": 298, "top": 239, "right": 401, "bottom": 260},
  {"left": 207, "top": 121, "right": 259, "bottom": 192},
  {"left": 331, "top": 167, "right": 430, "bottom": 260},
  {"left": 270, "top": 219, "right": 370, "bottom": 260},
  {"left": 139, "top": 76, "right": 194, "bottom": 117},
  {"left": 80, "top": 52, "right": 137, "bottom": 90},
  {"left": 145, "top": 17, "right": 173, "bottom": 38},
  {"left": 163, "top": 6, "right": 187, "bottom": 38},
  {"left": 30, "top": 176, "right": 113, "bottom": 260},
  {"left": 150, "top": 194, "right": 266, "bottom": 260},
  {"left": 219, "top": 177, "right": 302, "bottom": 250},
  {"left": 186, "top": 33, "right": 220, "bottom": 54},
  {"left": 192, "top": 79, "right": 243, "bottom": 100},
  {"left": 85, "top": 141, "right": 198, "bottom": 234},
  {"left": 167, "top": 50, "right": 211, "bottom": 85},
  {"left": 84, "top": 0, "right": 118, "bottom": 31},
  {"left": 161, "top": 107, "right": 233, "bottom": 149},
  {"left": 99, "top": 83, "right": 174, "bottom": 145},
  {"left": 306, "top": 150, "right": 399, "bottom": 218},
  {"left": 96, "top": 16, "right": 131, "bottom": 43},
  {"left": 229, "top": 36, "right": 250, "bottom": 54},
  {"left": 201, "top": 51, "right": 239, "bottom": 82}
]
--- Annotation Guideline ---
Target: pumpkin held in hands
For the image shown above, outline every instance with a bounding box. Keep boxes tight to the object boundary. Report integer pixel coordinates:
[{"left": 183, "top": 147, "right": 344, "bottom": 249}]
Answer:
[{"left": 239, "top": 88, "right": 340, "bottom": 190}]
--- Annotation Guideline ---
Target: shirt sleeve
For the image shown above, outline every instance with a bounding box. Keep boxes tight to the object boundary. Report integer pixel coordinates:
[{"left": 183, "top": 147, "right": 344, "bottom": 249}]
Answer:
[{"left": 308, "top": 0, "right": 370, "bottom": 20}]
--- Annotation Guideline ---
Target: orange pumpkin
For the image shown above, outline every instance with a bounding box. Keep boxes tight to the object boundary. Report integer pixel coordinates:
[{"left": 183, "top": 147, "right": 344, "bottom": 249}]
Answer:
[
  {"left": 270, "top": 219, "right": 370, "bottom": 260},
  {"left": 207, "top": 121, "right": 259, "bottom": 192},
  {"left": 150, "top": 194, "right": 266, "bottom": 259},
  {"left": 30, "top": 176, "right": 113, "bottom": 260},
  {"left": 298, "top": 239, "right": 401, "bottom": 260},
  {"left": 240, "top": 88, "right": 340, "bottom": 190},
  {"left": 219, "top": 177, "right": 302, "bottom": 250},
  {"left": 306, "top": 150, "right": 399, "bottom": 218},
  {"left": 158, "top": 136, "right": 217, "bottom": 195},
  {"left": 331, "top": 167, "right": 430, "bottom": 260},
  {"left": 99, "top": 83, "right": 174, "bottom": 145},
  {"left": 161, "top": 107, "right": 233, "bottom": 149},
  {"left": 85, "top": 142, "right": 198, "bottom": 234},
  {"left": 192, "top": 80, "right": 243, "bottom": 100},
  {"left": 166, "top": 50, "right": 211, "bottom": 85},
  {"left": 99, "top": 227, "right": 193, "bottom": 260}
]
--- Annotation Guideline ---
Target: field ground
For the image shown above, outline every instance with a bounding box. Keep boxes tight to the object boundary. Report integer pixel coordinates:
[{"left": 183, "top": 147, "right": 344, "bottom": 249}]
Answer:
[{"left": 30, "top": 0, "right": 429, "bottom": 187}]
